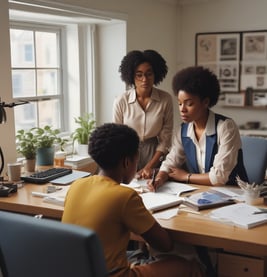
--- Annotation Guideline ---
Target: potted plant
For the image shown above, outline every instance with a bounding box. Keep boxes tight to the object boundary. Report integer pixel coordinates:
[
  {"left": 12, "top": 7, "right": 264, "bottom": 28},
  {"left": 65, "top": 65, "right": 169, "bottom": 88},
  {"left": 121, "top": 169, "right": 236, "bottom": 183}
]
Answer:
[
  {"left": 16, "top": 129, "right": 38, "bottom": 172},
  {"left": 71, "top": 113, "right": 96, "bottom": 156},
  {"left": 32, "top": 125, "right": 68, "bottom": 166}
]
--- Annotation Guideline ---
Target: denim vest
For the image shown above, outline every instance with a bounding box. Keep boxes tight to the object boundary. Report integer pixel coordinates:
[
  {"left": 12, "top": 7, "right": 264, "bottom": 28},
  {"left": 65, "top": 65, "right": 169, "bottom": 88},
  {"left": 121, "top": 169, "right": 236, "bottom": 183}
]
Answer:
[{"left": 181, "top": 114, "right": 248, "bottom": 185}]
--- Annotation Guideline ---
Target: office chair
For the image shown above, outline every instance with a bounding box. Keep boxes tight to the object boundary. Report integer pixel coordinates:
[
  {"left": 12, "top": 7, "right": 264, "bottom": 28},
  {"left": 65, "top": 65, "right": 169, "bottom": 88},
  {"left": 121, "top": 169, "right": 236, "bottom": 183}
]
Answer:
[
  {"left": 241, "top": 136, "right": 267, "bottom": 184},
  {"left": 0, "top": 211, "right": 107, "bottom": 277}
]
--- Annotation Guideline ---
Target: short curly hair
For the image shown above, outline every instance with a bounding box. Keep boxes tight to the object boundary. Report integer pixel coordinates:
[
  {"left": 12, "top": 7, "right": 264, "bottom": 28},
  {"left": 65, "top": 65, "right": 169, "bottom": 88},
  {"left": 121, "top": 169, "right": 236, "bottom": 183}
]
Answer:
[
  {"left": 172, "top": 66, "right": 220, "bottom": 107},
  {"left": 89, "top": 123, "right": 139, "bottom": 170},
  {"left": 119, "top": 49, "right": 168, "bottom": 87}
]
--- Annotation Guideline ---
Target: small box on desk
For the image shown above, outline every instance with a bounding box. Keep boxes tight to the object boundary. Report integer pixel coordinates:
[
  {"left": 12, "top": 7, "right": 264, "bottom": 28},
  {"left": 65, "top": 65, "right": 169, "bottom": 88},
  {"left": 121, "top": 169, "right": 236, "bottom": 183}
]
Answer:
[{"left": 64, "top": 155, "right": 93, "bottom": 169}]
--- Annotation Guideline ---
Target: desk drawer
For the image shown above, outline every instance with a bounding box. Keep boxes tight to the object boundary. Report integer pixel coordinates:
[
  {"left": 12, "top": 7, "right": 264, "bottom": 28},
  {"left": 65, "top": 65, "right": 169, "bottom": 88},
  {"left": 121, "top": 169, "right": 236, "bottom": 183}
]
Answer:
[{"left": 217, "top": 253, "right": 264, "bottom": 277}]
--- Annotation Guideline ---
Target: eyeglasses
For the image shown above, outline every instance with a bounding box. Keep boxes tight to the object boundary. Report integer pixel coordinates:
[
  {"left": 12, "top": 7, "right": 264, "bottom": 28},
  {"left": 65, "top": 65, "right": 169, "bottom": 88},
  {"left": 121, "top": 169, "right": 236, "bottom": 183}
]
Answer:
[{"left": 135, "top": 71, "right": 154, "bottom": 81}]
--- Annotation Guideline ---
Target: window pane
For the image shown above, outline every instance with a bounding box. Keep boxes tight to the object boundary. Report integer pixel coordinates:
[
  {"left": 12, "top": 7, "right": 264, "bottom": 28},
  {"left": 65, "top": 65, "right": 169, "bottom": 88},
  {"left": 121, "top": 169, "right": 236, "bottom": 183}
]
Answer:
[
  {"left": 10, "top": 29, "right": 35, "bottom": 68},
  {"left": 37, "top": 69, "right": 58, "bottom": 96},
  {"left": 12, "top": 70, "right": 36, "bottom": 97},
  {"left": 36, "top": 31, "right": 58, "bottom": 67},
  {"left": 14, "top": 102, "right": 37, "bottom": 132},
  {"left": 39, "top": 99, "right": 60, "bottom": 128}
]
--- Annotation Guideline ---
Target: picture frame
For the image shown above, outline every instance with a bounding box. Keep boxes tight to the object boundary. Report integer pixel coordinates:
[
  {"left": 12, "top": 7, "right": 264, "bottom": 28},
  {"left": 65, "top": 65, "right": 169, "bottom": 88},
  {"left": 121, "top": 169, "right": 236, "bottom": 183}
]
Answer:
[
  {"left": 252, "top": 91, "right": 267, "bottom": 107},
  {"left": 224, "top": 93, "right": 245, "bottom": 107},
  {"left": 242, "top": 32, "right": 267, "bottom": 61},
  {"left": 196, "top": 32, "right": 240, "bottom": 93},
  {"left": 196, "top": 30, "right": 267, "bottom": 97}
]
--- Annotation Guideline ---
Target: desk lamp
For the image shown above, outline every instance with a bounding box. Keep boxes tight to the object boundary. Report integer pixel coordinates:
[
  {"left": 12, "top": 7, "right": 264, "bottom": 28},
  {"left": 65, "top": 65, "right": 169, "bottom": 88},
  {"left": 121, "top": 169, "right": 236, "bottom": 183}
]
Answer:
[{"left": 0, "top": 98, "right": 29, "bottom": 177}]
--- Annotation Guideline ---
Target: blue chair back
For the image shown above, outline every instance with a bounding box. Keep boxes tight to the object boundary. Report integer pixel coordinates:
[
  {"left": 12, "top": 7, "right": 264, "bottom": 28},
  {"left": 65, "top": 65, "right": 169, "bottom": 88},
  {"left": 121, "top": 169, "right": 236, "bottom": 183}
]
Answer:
[
  {"left": 0, "top": 211, "right": 107, "bottom": 277},
  {"left": 241, "top": 136, "right": 267, "bottom": 184}
]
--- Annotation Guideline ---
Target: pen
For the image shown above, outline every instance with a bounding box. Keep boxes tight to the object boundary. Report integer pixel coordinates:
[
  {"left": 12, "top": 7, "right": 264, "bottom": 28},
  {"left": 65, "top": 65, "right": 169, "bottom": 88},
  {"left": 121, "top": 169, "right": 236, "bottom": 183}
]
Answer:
[{"left": 151, "top": 169, "right": 156, "bottom": 189}]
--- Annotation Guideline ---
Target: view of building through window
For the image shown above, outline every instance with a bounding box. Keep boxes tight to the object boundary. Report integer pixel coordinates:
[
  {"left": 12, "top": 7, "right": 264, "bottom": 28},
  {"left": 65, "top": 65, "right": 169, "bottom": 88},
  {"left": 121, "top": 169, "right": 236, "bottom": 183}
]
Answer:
[{"left": 10, "top": 26, "right": 62, "bottom": 132}]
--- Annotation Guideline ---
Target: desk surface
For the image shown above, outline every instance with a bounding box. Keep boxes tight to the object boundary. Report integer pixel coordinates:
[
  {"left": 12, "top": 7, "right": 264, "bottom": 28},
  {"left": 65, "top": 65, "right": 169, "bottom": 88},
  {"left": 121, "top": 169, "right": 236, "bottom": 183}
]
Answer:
[
  {"left": 0, "top": 183, "right": 63, "bottom": 219},
  {"left": 1, "top": 183, "right": 267, "bottom": 257}
]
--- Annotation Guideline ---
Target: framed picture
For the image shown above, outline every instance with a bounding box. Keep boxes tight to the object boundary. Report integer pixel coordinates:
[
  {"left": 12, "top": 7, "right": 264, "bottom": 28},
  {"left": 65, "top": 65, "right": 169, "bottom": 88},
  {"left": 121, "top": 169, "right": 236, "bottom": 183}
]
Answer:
[
  {"left": 196, "top": 30, "right": 267, "bottom": 98},
  {"left": 242, "top": 32, "right": 267, "bottom": 61},
  {"left": 196, "top": 32, "right": 240, "bottom": 93},
  {"left": 252, "top": 92, "right": 267, "bottom": 106},
  {"left": 196, "top": 32, "right": 240, "bottom": 64},
  {"left": 225, "top": 93, "right": 245, "bottom": 106}
]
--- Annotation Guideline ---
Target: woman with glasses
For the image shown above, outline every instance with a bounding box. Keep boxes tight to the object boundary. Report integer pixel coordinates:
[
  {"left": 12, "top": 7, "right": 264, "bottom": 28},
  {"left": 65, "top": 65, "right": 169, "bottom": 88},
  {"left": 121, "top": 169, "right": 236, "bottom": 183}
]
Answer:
[{"left": 113, "top": 50, "right": 173, "bottom": 179}]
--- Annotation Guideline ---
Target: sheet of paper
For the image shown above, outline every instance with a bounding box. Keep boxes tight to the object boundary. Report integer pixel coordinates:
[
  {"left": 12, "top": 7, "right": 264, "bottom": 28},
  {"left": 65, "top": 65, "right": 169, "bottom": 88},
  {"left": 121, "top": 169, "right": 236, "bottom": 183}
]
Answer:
[
  {"left": 211, "top": 186, "right": 245, "bottom": 201},
  {"left": 122, "top": 180, "right": 197, "bottom": 196},
  {"left": 157, "top": 182, "right": 198, "bottom": 196},
  {"left": 153, "top": 208, "right": 179, "bottom": 219},
  {"left": 209, "top": 203, "right": 267, "bottom": 228}
]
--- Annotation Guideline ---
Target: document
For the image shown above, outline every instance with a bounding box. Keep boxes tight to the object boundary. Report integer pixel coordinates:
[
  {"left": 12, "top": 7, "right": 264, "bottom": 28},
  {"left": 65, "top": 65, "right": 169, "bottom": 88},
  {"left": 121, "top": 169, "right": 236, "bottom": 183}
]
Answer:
[
  {"left": 209, "top": 203, "right": 267, "bottom": 229},
  {"left": 124, "top": 179, "right": 197, "bottom": 196}
]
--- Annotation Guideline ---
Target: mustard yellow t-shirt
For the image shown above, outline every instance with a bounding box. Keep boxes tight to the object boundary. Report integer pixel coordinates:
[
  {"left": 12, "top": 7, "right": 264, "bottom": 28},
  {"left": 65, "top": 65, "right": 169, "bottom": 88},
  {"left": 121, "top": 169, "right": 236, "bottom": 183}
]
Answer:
[{"left": 62, "top": 175, "right": 155, "bottom": 275}]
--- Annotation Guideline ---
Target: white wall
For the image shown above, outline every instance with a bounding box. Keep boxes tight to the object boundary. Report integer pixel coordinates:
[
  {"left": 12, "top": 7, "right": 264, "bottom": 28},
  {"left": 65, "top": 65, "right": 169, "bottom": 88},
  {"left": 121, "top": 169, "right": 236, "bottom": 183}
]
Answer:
[
  {"left": 0, "top": 0, "right": 17, "bottom": 176},
  {"left": 179, "top": 0, "right": 267, "bottom": 128}
]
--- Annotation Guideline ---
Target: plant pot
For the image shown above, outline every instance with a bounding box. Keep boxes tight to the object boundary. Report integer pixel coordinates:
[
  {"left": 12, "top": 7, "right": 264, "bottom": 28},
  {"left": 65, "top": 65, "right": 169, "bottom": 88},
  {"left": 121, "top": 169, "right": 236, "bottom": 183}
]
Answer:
[
  {"left": 37, "top": 147, "right": 55, "bottom": 166},
  {"left": 76, "top": 144, "right": 89, "bottom": 156},
  {"left": 24, "top": 159, "right": 36, "bottom": 172}
]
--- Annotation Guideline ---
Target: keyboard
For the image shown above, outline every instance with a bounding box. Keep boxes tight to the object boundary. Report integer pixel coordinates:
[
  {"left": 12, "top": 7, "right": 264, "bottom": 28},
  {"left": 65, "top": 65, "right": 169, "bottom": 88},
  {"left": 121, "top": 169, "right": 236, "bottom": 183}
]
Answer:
[{"left": 21, "top": 168, "right": 73, "bottom": 184}]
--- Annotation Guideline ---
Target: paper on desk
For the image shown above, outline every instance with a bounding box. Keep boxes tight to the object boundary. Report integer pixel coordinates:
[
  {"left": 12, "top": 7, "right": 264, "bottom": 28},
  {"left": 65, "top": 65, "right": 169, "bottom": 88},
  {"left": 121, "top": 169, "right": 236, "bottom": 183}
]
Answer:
[
  {"left": 32, "top": 185, "right": 70, "bottom": 206},
  {"left": 211, "top": 186, "right": 245, "bottom": 201},
  {"left": 153, "top": 208, "right": 179, "bottom": 219},
  {"left": 123, "top": 180, "right": 197, "bottom": 196},
  {"left": 209, "top": 203, "right": 267, "bottom": 229},
  {"left": 157, "top": 182, "right": 197, "bottom": 196}
]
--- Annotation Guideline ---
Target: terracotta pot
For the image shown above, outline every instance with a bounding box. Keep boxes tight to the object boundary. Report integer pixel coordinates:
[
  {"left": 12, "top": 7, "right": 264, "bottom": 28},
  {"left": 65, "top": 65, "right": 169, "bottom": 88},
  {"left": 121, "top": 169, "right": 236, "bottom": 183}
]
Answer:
[{"left": 24, "top": 159, "right": 36, "bottom": 172}]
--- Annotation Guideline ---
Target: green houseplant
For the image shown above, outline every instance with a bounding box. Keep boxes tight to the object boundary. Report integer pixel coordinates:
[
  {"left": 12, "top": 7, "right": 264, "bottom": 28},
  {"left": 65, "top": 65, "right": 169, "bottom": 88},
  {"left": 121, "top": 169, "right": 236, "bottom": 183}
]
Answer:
[
  {"left": 17, "top": 125, "right": 68, "bottom": 167},
  {"left": 71, "top": 113, "right": 96, "bottom": 156},
  {"left": 32, "top": 125, "right": 68, "bottom": 166},
  {"left": 16, "top": 129, "right": 38, "bottom": 172},
  {"left": 32, "top": 125, "right": 67, "bottom": 150},
  {"left": 16, "top": 129, "right": 37, "bottom": 160}
]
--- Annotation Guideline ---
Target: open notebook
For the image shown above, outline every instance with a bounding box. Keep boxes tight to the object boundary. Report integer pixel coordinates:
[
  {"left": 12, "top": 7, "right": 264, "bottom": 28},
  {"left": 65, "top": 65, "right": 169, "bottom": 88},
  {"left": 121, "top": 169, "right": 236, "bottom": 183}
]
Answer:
[{"left": 140, "top": 192, "right": 183, "bottom": 212}]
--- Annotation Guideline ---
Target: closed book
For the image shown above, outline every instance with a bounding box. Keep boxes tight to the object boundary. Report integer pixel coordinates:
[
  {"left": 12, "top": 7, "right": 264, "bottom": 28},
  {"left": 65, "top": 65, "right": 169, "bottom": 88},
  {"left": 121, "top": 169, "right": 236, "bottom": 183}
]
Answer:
[{"left": 183, "top": 190, "right": 235, "bottom": 211}]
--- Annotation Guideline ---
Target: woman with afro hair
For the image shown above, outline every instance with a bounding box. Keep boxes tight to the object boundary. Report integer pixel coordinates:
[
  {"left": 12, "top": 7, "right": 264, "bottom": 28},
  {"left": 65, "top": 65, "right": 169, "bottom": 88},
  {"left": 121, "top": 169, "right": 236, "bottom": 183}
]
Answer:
[
  {"left": 113, "top": 50, "right": 173, "bottom": 179},
  {"left": 148, "top": 66, "right": 248, "bottom": 190}
]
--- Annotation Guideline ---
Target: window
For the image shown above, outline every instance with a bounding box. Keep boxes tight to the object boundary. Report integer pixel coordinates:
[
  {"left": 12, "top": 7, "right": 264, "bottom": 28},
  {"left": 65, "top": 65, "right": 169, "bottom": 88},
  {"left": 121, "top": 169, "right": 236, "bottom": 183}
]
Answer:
[
  {"left": 10, "top": 24, "right": 62, "bottom": 131},
  {"left": 9, "top": 1, "right": 126, "bottom": 138}
]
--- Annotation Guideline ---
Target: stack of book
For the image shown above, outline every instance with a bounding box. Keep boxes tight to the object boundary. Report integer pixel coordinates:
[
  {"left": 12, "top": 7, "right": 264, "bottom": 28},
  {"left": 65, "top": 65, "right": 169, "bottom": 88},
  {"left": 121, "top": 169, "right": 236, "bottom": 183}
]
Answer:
[{"left": 64, "top": 155, "right": 93, "bottom": 169}]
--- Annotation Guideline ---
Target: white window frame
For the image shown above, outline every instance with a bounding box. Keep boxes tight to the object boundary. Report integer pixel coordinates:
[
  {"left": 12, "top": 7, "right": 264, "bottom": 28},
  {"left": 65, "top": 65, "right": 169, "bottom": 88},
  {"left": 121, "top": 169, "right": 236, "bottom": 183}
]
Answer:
[{"left": 10, "top": 21, "right": 64, "bottom": 131}]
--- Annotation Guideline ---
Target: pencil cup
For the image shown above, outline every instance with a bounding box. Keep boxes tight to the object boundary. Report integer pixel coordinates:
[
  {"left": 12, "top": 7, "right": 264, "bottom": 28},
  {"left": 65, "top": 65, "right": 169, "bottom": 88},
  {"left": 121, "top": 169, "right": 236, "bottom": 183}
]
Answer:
[
  {"left": 244, "top": 191, "right": 262, "bottom": 205},
  {"left": 7, "top": 162, "right": 22, "bottom": 182}
]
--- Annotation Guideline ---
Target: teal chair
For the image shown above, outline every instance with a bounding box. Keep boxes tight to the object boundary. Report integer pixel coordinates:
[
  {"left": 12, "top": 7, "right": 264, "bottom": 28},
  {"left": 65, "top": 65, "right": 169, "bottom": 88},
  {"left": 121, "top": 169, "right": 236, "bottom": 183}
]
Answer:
[
  {"left": 0, "top": 211, "right": 107, "bottom": 277},
  {"left": 241, "top": 136, "right": 267, "bottom": 184}
]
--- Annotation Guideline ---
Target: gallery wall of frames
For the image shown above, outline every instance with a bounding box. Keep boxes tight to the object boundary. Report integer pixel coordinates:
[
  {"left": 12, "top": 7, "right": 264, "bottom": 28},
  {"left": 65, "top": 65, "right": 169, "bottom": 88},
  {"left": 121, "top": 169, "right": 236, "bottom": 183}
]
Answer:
[{"left": 196, "top": 30, "right": 267, "bottom": 108}]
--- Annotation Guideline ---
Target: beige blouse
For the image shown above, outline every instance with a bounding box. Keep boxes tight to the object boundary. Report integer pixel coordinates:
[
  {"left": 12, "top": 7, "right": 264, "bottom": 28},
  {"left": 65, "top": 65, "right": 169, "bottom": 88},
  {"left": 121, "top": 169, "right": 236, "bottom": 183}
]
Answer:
[{"left": 113, "top": 87, "right": 173, "bottom": 154}]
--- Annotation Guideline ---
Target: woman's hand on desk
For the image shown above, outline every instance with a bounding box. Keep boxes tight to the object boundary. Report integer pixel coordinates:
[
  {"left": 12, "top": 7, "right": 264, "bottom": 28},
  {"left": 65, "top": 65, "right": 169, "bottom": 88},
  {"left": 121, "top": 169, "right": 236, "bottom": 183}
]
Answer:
[{"left": 168, "top": 167, "right": 188, "bottom": 183}]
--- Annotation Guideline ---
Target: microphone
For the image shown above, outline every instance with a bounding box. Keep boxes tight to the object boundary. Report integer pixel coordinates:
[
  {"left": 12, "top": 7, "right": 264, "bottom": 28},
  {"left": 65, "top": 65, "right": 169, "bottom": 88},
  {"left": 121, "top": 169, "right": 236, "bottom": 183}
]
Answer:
[{"left": 0, "top": 99, "right": 29, "bottom": 124}]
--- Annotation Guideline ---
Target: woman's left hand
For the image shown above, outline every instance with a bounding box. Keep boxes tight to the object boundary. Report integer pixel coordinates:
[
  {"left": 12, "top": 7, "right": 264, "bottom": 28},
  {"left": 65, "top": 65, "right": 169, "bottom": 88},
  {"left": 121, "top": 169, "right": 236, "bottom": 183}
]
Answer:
[{"left": 168, "top": 167, "right": 188, "bottom": 182}]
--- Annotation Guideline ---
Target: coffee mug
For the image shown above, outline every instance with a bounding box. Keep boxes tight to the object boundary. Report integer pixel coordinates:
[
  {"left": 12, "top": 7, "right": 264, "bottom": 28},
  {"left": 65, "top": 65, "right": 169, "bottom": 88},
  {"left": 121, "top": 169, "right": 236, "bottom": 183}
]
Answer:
[{"left": 7, "top": 163, "right": 22, "bottom": 181}]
